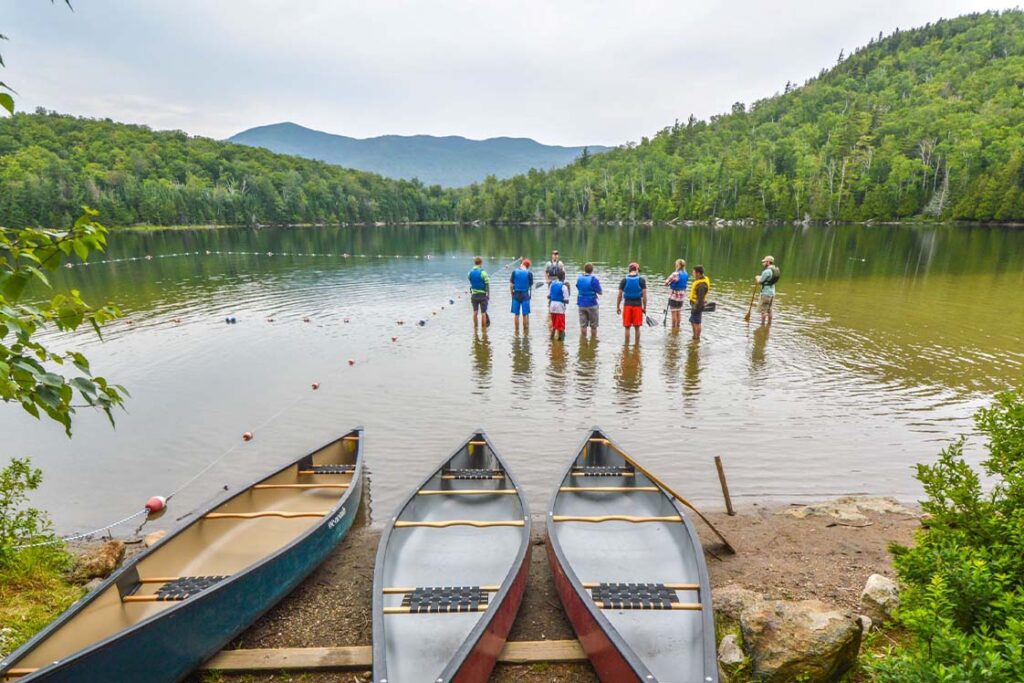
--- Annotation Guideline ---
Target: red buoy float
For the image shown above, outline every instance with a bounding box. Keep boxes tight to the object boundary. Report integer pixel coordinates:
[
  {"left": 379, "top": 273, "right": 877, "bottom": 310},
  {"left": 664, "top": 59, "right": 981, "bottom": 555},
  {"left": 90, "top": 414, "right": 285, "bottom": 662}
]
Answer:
[
  {"left": 242, "top": 431, "right": 254, "bottom": 441},
  {"left": 347, "top": 359, "right": 355, "bottom": 366},
  {"left": 312, "top": 382, "right": 320, "bottom": 390},
  {"left": 145, "top": 496, "right": 167, "bottom": 514}
]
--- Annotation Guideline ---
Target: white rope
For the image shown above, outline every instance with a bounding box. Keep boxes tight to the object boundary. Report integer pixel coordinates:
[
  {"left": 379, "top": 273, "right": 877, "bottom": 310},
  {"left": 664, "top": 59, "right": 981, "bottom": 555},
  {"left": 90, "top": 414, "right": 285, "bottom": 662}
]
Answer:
[{"left": 12, "top": 508, "right": 148, "bottom": 549}]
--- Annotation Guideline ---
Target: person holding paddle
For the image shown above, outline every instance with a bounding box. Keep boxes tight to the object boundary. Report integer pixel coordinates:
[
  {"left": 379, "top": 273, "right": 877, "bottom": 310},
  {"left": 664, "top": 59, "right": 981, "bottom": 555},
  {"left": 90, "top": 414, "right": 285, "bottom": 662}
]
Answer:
[
  {"left": 467, "top": 256, "right": 490, "bottom": 328},
  {"left": 617, "top": 262, "right": 647, "bottom": 344},
  {"left": 663, "top": 258, "right": 689, "bottom": 330},
  {"left": 509, "top": 258, "right": 534, "bottom": 332},
  {"left": 689, "top": 265, "right": 710, "bottom": 340},
  {"left": 755, "top": 255, "right": 779, "bottom": 326}
]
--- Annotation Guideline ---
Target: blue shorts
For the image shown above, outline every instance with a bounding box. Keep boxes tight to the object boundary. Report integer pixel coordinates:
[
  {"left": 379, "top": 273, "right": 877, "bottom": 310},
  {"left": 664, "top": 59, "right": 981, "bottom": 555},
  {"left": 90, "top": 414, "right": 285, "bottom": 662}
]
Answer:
[
  {"left": 511, "top": 294, "right": 531, "bottom": 316},
  {"left": 689, "top": 309, "right": 703, "bottom": 324}
]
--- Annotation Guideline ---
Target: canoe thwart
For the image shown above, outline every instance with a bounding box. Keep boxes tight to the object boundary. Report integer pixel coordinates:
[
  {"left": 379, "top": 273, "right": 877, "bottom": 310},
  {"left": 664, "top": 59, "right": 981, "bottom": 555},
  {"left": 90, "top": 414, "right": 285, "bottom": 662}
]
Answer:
[
  {"left": 467, "top": 440, "right": 488, "bottom": 446},
  {"left": 588, "top": 582, "right": 701, "bottom": 611},
  {"left": 570, "top": 466, "right": 636, "bottom": 477},
  {"left": 253, "top": 484, "right": 350, "bottom": 490},
  {"left": 582, "top": 582, "right": 699, "bottom": 591},
  {"left": 439, "top": 468, "right": 504, "bottom": 480},
  {"left": 551, "top": 515, "right": 681, "bottom": 524},
  {"left": 558, "top": 486, "right": 660, "bottom": 493},
  {"left": 383, "top": 585, "right": 491, "bottom": 614},
  {"left": 416, "top": 489, "right": 517, "bottom": 496},
  {"left": 393, "top": 519, "right": 525, "bottom": 529},
  {"left": 124, "top": 575, "right": 227, "bottom": 603},
  {"left": 205, "top": 511, "right": 328, "bottom": 520},
  {"left": 297, "top": 464, "right": 356, "bottom": 475},
  {"left": 384, "top": 585, "right": 500, "bottom": 594}
]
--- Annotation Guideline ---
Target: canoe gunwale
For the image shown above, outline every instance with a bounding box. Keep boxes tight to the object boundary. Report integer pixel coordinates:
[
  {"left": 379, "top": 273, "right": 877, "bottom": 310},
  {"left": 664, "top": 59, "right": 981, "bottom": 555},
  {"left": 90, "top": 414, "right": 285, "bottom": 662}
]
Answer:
[
  {"left": 545, "top": 427, "right": 718, "bottom": 682},
  {"left": 0, "top": 427, "right": 366, "bottom": 681},
  {"left": 372, "top": 429, "right": 532, "bottom": 683}
]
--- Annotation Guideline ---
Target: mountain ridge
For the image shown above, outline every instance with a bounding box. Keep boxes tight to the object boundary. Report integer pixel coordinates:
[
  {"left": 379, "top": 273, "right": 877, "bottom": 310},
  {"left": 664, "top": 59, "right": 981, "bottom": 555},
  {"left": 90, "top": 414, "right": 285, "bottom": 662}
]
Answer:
[{"left": 228, "top": 122, "right": 609, "bottom": 187}]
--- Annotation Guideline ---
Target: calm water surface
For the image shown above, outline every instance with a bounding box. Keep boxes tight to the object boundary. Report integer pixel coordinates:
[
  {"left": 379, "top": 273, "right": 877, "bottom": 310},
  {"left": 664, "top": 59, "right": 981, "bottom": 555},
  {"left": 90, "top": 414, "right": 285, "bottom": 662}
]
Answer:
[{"left": 5, "top": 223, "right": 1023, "bottom": 533}]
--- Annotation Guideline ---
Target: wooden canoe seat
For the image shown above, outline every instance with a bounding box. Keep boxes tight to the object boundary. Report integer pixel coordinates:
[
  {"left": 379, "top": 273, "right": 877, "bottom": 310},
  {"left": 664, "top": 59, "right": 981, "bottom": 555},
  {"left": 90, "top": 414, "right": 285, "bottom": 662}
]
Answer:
[
  {"left": 393, "top": 519, "right": 525, "bottom": 529},
  {"left": 253, "top": 484, "right": 350, "bottom": 490},
  {"left": 582, "top": 582, "right": 699, "bottom": 591},
  {"left": 551, "top": 515, "right": 681, "bottom": 524},
  {"left": 467, "top": 440, "right": 488, "bottom": 446},
  {"left": 384, "top": 585, "right": 500, "bottom": 594},
  {"left": 440, "top": 468, "right": 504, "bottom": 480},
  {"left": 416, "top": 489, "right": 517, "bottom": 496},
  {"left": 297, "top": 464, "right": 356, "bottom": 475},
  {"left": 570, "top": 466, "right": 635, "bottom": 477},
  {"left": 383, "top": 585, "right": 490, "bottom": 614},
  {"left": 123, "top": 575, "right": 227, "bottom": 603},
  {"left": 205, "top": 511, "right": 328, "bottom": 520},
  {"left": 559, "top": 486, "right": 659, "bottom": 493},
  {"left": 589, "top": 582, "right": 702, "bottom": 611}
]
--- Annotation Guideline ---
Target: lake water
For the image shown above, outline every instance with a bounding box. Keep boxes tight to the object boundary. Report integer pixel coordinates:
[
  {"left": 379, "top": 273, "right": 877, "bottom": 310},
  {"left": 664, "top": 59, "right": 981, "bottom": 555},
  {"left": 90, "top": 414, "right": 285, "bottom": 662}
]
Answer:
[{"left": 4, "top": 223, "right": 1023, "bottom": 535}]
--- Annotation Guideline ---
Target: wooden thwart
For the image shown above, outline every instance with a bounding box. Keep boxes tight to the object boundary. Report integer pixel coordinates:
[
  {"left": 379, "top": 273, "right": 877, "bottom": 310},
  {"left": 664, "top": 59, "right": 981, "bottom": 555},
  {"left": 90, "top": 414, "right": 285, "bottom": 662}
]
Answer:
[
  {"left": 253, "top": 484, "right": 349, "bottom": 490},
  {"left": 595, "top": 601, "right": 702, "bottom": 611},
  {"left": 297, "top": 470, "right": 353, "bottom": 476},
  {"left": 205, "top": 511, "right": 327, "bottom": 520},
  {"left": 122, "top": 595, "right": 171, "bottom": 603},
  {"left": 570, "top": 471, "right": 635, "bottom": 477},
  {"left": 383, "top": 585, "right": 500, "bottom": 594},
  {"left": 581, "top": 582, "right": 699, "bottom": 590},
  {"left": 467, "top": 440, "right": 488, "bottom": 446},
  {"left": 552, "top": 514, "right": 682, "bottom": 524},
  {"left": 393, "top": 519, "right": 525, "bottom": 529},
  {"left": 559, "top": 486, "right": 659, "bottom": 493},
  {"left": 199, "top": 640, "right": 588, "bottom": 672},
  {"left": 440, "top": 473, "right": 504, "bottom": 480},
  {"left": 416, "top": 489, "right": 516, "bottom": 496}
]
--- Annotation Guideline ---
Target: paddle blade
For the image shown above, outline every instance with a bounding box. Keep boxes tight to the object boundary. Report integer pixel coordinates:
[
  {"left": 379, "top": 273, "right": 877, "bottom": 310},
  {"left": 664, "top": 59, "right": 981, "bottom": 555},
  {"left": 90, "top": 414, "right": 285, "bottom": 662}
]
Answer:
[
  {"left": 645, "top": 315, "right": 659, "bottom": 327},
  {"left": 535, "top": 282, "right": 545, "bottom": 290}
]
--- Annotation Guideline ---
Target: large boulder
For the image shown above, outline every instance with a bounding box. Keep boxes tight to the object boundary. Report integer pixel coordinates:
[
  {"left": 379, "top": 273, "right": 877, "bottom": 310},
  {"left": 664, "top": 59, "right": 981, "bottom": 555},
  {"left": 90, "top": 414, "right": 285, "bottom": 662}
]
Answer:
[
  {"left": 714, "top": 584, "right": 766, "bottom": 622},
  {"left": 860, "top": 574, "right": 900, "bottom": 623},
  {"left": 72, "top": 540, "right": 125, "bottom": 581},
  {"left": 741, "top": 599, "right": 863, "bottom": 682}
]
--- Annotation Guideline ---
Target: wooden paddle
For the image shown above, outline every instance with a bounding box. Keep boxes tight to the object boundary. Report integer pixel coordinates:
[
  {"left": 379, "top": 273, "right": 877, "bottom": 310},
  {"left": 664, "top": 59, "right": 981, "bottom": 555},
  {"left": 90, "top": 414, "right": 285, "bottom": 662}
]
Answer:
[
  {"left": 742, "top": 282, "right": 759, "bottom": 322},
  {"left": 592, "top": 437, "right": 737, "bottom": 554}
]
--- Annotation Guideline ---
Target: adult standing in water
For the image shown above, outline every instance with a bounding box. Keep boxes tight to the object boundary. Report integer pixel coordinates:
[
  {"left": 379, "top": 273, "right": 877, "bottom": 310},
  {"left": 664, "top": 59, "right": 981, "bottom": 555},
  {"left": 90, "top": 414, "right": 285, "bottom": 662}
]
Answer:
[
  {"left": 510, "top": 258, "right": 534, "bottom": 332},
  {"left": 467, "top": 256, "right": 490, "bottom": 327},
  {"left": 576, "top": 262, "right": 603, "bottom": 340},
  {"left": 689, "top": 265, "right": 710, "bottom": 340},
  {"left": 616, "top": 262, "right": 647, "bottom": 344},
  {"left": 755, "top": 255, "right": 779, "bottom": 326},
  {"left": 663, "top": 258, "right": 689, "bottom": 330},
  {"left": 544, "top": 249, "right": 566, "bottom": 285}
]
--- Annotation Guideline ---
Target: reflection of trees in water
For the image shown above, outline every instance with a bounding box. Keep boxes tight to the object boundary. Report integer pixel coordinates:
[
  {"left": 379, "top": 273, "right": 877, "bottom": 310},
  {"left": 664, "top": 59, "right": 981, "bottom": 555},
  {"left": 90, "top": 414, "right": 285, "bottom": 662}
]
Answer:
[
  {"left": 683, "top": 340, "right": 701, "bottom": 398},
  {"left": 574, "top": 337, "right": 599, "bottom": 397},
  {"left": 613, "top": 343, "right": 643, "bottom": 406},
  {"left": 510, "top": 332, "right": 533, "bottom": 401},
  {"left": 545, "top": 338, "right": 568, "bottom": 400},
  {"left": 471, "top": 329, "right": 492, "bottom": 393},
  {"left": 750, "top": 325, "right": 770, "bottom": 377},
  {"left": 662, "top": 329, "right": 682, "bottom": 389}
]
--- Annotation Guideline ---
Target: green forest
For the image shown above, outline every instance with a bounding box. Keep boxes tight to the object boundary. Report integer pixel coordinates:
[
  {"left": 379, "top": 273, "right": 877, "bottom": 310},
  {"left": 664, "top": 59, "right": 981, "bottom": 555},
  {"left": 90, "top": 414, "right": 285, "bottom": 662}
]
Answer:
[{"left": 2, "top": 10, "right": 1024, "bottom": 227}]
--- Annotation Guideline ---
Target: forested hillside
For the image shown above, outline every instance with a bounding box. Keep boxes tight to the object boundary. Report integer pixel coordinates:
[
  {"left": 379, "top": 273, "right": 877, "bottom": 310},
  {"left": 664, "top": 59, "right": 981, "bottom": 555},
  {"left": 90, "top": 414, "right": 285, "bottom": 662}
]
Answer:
[
  {"left": 457, "top": 10, "right": 1024, "bottom": 223},
  {"left": 2, "top": 10, "right": 1023, "bottom": 228},
  {"left": 229, "top": 122, "right": 605, "bottom": 187},
  {"left": 0, "top": 113, "right": 456, "bottom": 227}
]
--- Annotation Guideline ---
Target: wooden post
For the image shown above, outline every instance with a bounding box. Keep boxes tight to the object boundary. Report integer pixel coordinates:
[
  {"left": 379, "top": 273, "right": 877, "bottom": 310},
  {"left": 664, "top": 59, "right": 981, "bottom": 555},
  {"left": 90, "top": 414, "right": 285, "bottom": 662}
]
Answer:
[{"left": 714, "top": 456, "right": 735, "bottom": 516}]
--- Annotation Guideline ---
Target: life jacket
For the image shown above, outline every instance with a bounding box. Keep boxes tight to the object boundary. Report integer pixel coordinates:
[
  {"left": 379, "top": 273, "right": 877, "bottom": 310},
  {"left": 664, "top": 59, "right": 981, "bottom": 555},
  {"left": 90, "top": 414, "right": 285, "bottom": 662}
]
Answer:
[
  {"left": 512, "top": 268, "right": 531, "bottom": 293},
  {"left": 549, "top": 281, "right": 565, "bottom": 303},
  {"left": 670, "top": 269, "right": 689, "bottom": 292},
  {"left": 468, "top": 267, "right": 487, "bottom": 293},
  {"left": 576, "top": 274, "right": 596, "bottom": 300},
  {"left": 623, "top": 274, "right": 643, "bottom": 299},
  {"left": 765, "top": 265, "right": 781, "bottom": 286},
  {"left": 689, "top": 275, "right": 711, "bottom": 304}
]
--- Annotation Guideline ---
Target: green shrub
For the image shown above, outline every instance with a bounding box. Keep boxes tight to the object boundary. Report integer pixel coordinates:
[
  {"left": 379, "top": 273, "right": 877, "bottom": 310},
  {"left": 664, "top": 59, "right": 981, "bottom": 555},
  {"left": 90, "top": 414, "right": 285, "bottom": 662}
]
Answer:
[
  {"left": 0, "top": 458, "right": 55, "bottom": 567},
  {"left": 870, "top": 388, "right": 1024, "bottom": 682}
]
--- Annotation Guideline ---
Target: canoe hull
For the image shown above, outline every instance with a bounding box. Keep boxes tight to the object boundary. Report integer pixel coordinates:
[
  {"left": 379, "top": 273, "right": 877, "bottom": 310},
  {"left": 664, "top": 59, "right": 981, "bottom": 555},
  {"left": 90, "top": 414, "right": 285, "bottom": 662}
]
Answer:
[
  {"left": 3, "top": 435, "right": 363, "bottom": 683},
  {"left": 453, "top": 543, "right": 531, "bottom": 683},
  {"left": 546, "top": 538, "right": 640, "bottom": 682}
]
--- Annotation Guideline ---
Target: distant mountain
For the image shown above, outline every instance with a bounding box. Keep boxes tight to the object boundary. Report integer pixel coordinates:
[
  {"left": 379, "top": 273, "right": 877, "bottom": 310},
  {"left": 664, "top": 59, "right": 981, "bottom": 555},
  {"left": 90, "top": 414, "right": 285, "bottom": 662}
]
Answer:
[{"left": 227, "top": 122, "right": 608, "bottom": 187}]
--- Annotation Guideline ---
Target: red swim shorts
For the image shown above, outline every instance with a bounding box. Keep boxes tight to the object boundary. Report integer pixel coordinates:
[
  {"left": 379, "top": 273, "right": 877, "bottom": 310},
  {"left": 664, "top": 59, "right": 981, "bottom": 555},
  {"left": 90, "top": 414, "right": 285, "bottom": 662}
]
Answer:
[
  {"left": 551, "top": 312, "right": 566, "bottom": 331},
  {"left": 622, "top": 305, "right": 643, "bottom": 327}
]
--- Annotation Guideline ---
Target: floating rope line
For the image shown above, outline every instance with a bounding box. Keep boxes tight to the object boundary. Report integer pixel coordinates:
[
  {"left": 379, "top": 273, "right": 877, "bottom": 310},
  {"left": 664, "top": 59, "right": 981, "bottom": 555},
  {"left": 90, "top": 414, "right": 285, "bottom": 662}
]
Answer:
[
  {"left": 15, "top": 253, "right": 524, "bottom": 550},
  {"left": 62, "top": 251, "right": 514, "bottom": 269}
]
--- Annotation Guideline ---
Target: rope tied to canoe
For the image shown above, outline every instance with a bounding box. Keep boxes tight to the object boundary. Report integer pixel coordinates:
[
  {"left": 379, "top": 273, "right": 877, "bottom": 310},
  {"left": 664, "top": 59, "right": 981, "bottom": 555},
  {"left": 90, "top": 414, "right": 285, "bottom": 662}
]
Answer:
[{"left": 11, "top": 508, "right": 149, "bottom": 550}]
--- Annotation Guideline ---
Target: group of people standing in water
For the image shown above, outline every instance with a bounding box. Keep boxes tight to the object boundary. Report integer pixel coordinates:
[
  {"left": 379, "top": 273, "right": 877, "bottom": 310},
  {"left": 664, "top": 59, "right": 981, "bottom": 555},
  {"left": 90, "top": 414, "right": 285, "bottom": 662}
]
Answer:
[{"left": 467, "top": 249, "right": 776, "bottom": 342}]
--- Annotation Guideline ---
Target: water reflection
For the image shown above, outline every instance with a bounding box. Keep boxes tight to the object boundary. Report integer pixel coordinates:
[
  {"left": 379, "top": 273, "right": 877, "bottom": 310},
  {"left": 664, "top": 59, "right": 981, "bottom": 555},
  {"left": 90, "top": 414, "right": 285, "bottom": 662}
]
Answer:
[
  {"left": 545, "top": 338, "right": 569, "bottom": 401},
  {"left": 471, "top": 328, "right": 492, "bottom": 393},
  {"left": 683, "top": 339, "right": 702, "bottom": 399},
  {"left": 662, "top": 329, "right": 682, "bottom": 391},
  {"left": 575, "top": 337, "right": 599, "bottom": 398},
  {"left": 510, "top": 331, "right": 533, "bottom": 403},
  {"left": 614, "top": 343, "right": 643, "bottom": 409},
  {"left": 750, "top": 325, "right": 771, "bottom": 377}
]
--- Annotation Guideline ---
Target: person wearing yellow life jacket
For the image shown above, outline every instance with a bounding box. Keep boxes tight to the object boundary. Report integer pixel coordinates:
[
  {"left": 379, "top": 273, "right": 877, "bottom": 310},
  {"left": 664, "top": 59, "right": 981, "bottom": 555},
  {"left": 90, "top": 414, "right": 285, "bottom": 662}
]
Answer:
[
  {"left": 689, "top": 265, "right": 710, "bottom": 340},
  {"left": 467, "top": 256, "right": 490, "bottom": 328}
]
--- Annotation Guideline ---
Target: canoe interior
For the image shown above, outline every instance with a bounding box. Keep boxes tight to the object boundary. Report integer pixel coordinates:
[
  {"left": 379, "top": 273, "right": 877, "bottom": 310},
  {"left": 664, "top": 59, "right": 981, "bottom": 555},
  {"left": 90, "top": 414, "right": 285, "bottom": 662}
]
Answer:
[
  {"left": 549, "top": 430, "right": 716, "bottom": 682},
  {"left": 377, "top": 434, "right": 528, "bottom": 683},
  {"left": 2, "top": 432, "right": 360, "bottom": 679}
]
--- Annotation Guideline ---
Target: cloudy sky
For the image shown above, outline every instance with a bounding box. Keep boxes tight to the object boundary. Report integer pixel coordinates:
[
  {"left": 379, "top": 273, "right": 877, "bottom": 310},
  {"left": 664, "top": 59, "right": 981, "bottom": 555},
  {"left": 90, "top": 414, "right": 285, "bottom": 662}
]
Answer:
[{"left": 2, "top": 0, "right": 1013, "bottom": 146}]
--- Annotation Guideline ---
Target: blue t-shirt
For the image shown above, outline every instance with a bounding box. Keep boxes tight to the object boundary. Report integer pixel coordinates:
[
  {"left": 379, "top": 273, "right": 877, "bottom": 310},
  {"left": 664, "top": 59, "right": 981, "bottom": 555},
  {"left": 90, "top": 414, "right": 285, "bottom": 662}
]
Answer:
[{"left": 576, "top": 274, "right": 603, "bottom": 307}]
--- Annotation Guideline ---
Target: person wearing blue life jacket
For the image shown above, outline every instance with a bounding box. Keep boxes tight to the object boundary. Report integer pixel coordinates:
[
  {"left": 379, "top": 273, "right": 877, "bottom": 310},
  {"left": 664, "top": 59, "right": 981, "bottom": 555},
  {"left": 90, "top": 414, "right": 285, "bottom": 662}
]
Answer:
[
  {"left": 548, "top": 272, "right": 570, "bottom": 341},
  {"left": 467, "top": 256, "right": 490, "bottom": 328},
  {"left": 663, "top": 258, "right": 689, "bottom": 330},
  {"left": 509, "top": 258, "right": 534, "bottom": 332},
  {"left": 575, "top": 262, "right": 603, "bottom": 340},
  {"left": 616, "top": 262, "right": 647, "bottom": 344}
]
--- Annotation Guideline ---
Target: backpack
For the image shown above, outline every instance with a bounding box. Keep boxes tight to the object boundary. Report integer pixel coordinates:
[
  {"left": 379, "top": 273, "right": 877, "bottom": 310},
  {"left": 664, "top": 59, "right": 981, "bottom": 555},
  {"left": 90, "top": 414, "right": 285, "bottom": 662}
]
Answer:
[{"left": 766, "top": 265, "right": 781, "bottom": 286}]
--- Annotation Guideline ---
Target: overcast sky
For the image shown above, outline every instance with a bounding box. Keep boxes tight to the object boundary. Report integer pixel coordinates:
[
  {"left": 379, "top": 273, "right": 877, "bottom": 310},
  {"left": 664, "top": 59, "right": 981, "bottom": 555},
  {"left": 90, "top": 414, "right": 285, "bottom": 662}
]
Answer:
[{"left": 2, "top": 0, "right": 1014, "bottom": 146}]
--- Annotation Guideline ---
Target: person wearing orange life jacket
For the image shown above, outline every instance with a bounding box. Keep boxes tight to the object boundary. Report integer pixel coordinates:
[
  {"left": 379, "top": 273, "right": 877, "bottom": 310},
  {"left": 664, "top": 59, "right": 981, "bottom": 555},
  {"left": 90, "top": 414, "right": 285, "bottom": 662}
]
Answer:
[
  {"left": 616, "top": 262, "right": 647, "bottom": 344},
  {"left": 689, "top": 265, "right": 710, "bottom": 340}
]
